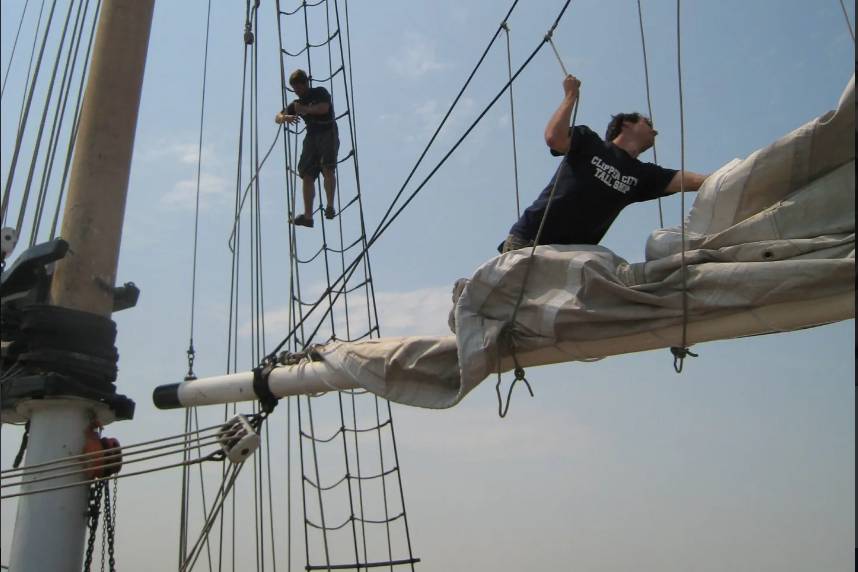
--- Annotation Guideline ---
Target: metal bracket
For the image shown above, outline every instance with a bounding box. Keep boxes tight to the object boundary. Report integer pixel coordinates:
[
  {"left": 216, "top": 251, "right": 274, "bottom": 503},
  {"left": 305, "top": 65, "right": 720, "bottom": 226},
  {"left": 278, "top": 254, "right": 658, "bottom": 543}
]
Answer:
[{"left": 0, "top": 238, "right": 68, "bottom": 299}]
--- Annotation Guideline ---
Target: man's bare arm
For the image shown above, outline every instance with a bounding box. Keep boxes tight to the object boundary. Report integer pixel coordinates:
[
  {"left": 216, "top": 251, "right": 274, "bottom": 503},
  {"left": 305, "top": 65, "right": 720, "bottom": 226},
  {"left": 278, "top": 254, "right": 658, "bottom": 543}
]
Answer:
[
  {"left": 544, "top": 74, "right": 580, "bottom": 154},
  {"left": 665, "top": 171, "right": 708, "bottom": 194}
]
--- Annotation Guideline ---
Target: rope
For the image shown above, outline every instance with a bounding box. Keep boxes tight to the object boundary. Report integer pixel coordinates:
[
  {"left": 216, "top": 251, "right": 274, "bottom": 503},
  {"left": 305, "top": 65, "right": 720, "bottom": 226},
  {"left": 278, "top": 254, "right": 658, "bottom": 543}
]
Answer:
[
  {"left": 501, "top": 22, "right": 522, "bottom": 218},
  {"left": 838, "top": 0, "right": 855, "bottom": 42},
  {"left": 636, "top": 0, "right": 664, "bottom": 227},
  {"left": 495, "top": 153, "right": 571, "bottom": 418},
  {"left": 495, "top": 23, "right": 578, "bottom": 417},
  {"left": 226, "top": 129, "right": 282, "bottom": 252},
  {"left": 545, "top": 34, "right": 569, "bottom": 76},
  {"left": 671, "top": 0, "right": 696, "bottom": 373}
]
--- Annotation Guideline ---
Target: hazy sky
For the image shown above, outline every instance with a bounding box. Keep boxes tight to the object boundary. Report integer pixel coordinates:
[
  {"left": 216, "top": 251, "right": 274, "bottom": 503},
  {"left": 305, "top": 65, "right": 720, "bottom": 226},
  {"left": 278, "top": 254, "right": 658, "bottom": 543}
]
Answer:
[{"left": 1, "top": 1, "right": 854, "bottom": 571}]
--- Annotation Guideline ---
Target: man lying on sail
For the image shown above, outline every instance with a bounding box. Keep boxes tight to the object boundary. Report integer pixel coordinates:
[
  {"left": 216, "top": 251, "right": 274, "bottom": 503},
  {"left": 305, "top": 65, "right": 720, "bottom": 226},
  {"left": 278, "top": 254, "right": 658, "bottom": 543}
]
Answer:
[{"left": 500, "top": 74, "right": 708, "bottom": 253}]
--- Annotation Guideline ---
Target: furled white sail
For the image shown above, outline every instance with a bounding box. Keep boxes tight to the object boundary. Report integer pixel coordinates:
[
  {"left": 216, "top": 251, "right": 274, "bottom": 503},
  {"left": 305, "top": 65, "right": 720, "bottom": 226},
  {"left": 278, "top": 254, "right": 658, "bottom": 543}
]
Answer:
[
  {"left": 314, "top": 74, "right": 856, "bottom": 408},
  {"left": 156, "top": 76, "right": 855, "bottom": 411}
]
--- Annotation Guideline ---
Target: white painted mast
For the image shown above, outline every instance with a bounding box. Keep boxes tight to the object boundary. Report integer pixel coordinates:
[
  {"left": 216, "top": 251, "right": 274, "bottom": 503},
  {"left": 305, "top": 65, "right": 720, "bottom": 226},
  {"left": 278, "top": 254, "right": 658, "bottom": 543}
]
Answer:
[{"left": 9, "top": 2, "right": 155, "bottom": 570}]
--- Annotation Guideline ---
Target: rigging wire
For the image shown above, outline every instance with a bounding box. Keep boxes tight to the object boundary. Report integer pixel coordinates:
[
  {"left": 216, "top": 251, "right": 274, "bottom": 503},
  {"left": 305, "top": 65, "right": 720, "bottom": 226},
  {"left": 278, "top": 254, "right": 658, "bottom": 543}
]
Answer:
[
  {"left": 13, "top": 0, "right": 76, "bottom": 237},
  {"left": 838, "top": 0, "right": 855, "bottom": 42},
  {"left": 672, "top": 0, "right": 696, "bottom": 373},
  {"left": 185, "top": 0, "right": 214, "bottom": 379},
  {"left": 0, "top": 449, "right": 226, "bottom": 501},
  {"left": 636, "top": 0, "right": 664, "bottom": 227},
  {"left": 50, "top": 0, "right": 102, "bottom": 240},
  {"left": 1, "top": 0, "right": 57, "bottom": 229},
  {"left": 12, "top": 0, "right": 48, "bottom": 141},
  {"left": 28, "top": 0, "right": 91, "bottom": 247},
  {"left": 178, "top": 0, "right": 216, "bottom": 561},
  {"left": 0, "top": 425, "right": 243, "bottom": 486},
  {"left": 0, "top": 420, "right": 233, "bottom": 477},
  {"left": 266, "top": 0, "right": 574, "bottom": 360},
  {"left": 0, "top": 0, "right": 32, "bottom": 100},
  {"left": 501, "top": 22, "right": 522, "bottom": 218}
]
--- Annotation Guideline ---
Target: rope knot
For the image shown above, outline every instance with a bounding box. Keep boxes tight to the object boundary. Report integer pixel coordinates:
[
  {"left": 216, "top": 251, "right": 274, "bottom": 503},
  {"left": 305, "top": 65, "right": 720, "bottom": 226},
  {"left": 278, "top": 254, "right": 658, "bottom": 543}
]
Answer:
[{"left": 670, "top": 346, "right": 699, "bottom": 373}]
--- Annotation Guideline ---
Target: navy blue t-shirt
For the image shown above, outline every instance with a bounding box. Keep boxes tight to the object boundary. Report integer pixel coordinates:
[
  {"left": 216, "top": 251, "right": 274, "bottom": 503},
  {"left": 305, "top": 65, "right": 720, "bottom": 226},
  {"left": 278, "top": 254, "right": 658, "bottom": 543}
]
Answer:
[
  {"left": 287, "top": 86, "right": 336, "bottom": 134},
  {"left": 507, "top": 125, "right": 677, "bottom": 247}
]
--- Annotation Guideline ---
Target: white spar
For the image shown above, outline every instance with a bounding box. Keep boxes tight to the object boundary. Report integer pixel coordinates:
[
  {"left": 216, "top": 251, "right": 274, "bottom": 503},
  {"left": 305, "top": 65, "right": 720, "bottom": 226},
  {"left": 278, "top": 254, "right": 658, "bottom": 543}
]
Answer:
[{"left": 154, "top": 358, "right": 360, "bottom": 409}]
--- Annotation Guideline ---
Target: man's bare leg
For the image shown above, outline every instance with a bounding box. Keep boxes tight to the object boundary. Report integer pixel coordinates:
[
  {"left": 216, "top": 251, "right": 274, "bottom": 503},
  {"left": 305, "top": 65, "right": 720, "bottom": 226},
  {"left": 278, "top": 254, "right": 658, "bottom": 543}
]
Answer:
[
  {"left": 302, "top": 174, "right": 316, "bottom": 218},
  {"left": 322, "top": 167, "right": 336, "bottom": 211}
]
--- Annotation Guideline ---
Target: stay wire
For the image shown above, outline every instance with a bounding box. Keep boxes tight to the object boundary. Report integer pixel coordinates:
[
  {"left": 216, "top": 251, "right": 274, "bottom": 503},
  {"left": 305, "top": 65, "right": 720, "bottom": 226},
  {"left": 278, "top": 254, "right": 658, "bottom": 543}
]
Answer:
[
  {"left": 1, "top": 0, "right": 57, "bottom": 228},
  {"left": 1, "top": 430, "right": 246, "bottom": 494},
  {"left": 636, "top": 0, "right": 664, "bottom": 227},
  {"left": 1, "top": 420, "right": 233, "bottom": 477},
  {"left": 0, "top": 0, "right": 31, "bottom": 100},
  {"left": 50, "top": 0, "right": 101, "bottom": 240},
  {"left": 179, "top": 462, "right": 246, "bottom": 572},
  {"left": 1, "top": 449, "right": 227, "bottom": 501},
  {"left": 838, "top": 0, "right": 855, "bottom": 42},
  {"left": 11, "top": 0, "right": 47, "bottom": 159},
  {"left": 185, "top": 0, "right": 213, "bottom": 379},
  {"left": 14, "top": 0, "right": 77, "bottom": 238},
  {"left": 1, "top": 429, "right": 231, "bottom": 483},
  {"left": 29, "top": 0, "right": 90, "bottom": 247}
]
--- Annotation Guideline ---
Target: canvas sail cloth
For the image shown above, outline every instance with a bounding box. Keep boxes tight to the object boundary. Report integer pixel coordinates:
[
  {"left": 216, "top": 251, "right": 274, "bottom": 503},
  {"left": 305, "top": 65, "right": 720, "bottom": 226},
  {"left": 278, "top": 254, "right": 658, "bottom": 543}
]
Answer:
[{"left": 315, "top": 75, "right": 855, "bottom": 409}]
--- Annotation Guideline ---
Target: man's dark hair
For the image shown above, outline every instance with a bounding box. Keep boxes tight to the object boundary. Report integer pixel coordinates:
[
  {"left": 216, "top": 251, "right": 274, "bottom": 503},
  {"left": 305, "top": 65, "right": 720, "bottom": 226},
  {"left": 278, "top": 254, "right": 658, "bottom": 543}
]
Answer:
[
  {"left": 289, "top": 69, "right": 309, "bottom": 86},
  {"left": 605, "top": 112, "right": 644, "bottom": 141}
]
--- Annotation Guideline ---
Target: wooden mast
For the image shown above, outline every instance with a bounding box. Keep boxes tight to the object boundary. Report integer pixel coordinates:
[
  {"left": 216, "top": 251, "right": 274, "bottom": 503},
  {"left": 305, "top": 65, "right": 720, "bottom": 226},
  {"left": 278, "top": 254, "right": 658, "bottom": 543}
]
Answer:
[{"left": 9, "top": 2, "right": 155, "bottom": 570}]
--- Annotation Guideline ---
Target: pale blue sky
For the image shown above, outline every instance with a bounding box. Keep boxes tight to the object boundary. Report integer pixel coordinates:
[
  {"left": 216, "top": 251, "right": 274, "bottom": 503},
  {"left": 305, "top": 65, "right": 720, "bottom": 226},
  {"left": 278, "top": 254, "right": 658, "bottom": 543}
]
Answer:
[{"left": 1, "top": 1, "right": 854, "bottom": 571}]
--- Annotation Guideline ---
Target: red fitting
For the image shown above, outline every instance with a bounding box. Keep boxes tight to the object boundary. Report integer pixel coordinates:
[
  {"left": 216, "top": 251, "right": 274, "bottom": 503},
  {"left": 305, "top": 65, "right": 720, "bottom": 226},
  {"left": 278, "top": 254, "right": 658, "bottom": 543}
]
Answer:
[{"left": 82, "top": 427, "right": 122, "bottom": 479}]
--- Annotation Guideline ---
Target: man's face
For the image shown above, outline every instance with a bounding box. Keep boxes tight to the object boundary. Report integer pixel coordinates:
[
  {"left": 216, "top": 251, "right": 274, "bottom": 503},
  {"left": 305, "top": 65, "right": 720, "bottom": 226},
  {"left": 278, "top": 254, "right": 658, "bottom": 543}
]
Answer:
[
  {"left": 292, "top": 81, "right": 309, "bottom": 98},
  {"left": 626, "top": 116, "right": 658, "bottom": 149}
]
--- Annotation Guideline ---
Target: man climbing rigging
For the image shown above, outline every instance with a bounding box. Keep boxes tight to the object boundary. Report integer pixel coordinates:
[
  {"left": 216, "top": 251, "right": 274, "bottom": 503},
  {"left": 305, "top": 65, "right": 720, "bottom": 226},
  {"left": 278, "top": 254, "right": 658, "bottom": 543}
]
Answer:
[
  {"left": 275, "top": 69, "right": 340, "bottom": 228},
  {"left": 500, "top": 74, "right": 708, "bottom": 253}
]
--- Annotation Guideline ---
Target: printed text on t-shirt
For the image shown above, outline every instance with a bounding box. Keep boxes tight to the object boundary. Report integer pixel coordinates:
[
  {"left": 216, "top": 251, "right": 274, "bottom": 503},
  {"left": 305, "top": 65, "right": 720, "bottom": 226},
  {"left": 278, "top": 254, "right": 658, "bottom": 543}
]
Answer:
[{"left": 590, "top": 156, "right": 638, "bottom": 194}]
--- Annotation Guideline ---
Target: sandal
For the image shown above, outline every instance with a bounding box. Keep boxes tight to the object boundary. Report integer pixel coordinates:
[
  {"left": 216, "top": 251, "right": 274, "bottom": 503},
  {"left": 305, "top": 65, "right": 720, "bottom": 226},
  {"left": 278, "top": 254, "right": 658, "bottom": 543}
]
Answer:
[
  {"left": 324, "top": 205, "right": 336, "bottom": 220},
  {"left": 292, "top": 213, "right": 314, "bottom": 228}
]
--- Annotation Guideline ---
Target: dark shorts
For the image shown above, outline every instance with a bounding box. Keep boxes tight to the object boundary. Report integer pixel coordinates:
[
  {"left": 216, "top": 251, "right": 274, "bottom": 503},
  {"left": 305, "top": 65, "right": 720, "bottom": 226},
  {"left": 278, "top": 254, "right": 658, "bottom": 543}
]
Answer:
[{"left": 298, "top": 127, "right": 340, "bottom": 179}]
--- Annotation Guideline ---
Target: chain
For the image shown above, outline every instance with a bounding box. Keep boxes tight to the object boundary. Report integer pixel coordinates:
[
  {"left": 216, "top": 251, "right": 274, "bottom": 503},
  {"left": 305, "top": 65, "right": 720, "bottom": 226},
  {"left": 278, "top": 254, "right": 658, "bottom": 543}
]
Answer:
[
  {"left": 104, "top": 479, "right": 117, "bottom": 572},
  {"left": 185, "top": 344, "right": 197, "bottom": 381},
  {"left": 83, "top": 481, "right": 104, "bottom": 572},
  {"left": 99, "top": 493, "right": 107, "bottom": 572}
]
